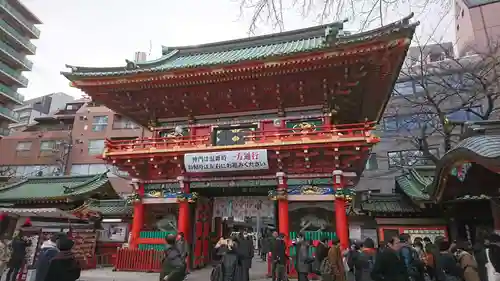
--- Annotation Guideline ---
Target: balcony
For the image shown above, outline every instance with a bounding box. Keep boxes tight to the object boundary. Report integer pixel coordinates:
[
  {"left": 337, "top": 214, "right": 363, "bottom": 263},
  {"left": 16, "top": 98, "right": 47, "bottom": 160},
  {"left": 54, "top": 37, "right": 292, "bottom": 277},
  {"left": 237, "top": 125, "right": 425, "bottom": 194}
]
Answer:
[
  {"left": 0, "top": 83, "right": 24, "bottom": 104},
  {"left": 0, "top": 60, "right": 29, "bottom": 87},
  {"left": 0, "top": 40, "right": 33, "bottom": 70},
  {"left": 104, "top": 122, "right": 378, "bottom": 156},
  {"left": 0, "top": 0, "right": 41, "bottom": 38},
  {"left": 0, "top": 127, "right": 9, "bottom": 136},
  {"left": 0, "top": 20, "right": 36, "bottom": 54},
  {"left": 0, "top": 105, "right": 20, "bottom": 122}
]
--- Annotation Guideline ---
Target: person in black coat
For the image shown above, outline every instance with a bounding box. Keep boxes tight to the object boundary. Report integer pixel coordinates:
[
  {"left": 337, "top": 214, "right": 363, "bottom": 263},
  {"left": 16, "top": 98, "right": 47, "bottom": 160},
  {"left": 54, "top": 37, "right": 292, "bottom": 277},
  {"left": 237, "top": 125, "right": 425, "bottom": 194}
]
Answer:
[
  {"left": 371, "top": 236, "right": 408, "bottom": 281},
  {"left": 271, "top": 233, "right": 289, "bottom": 281},
  {"left": 314, "top": 236, "right": 329, "bottom": 274},
  {"left": 6, "top": 231, "right": 31, "bottom": 281},
  {"left": 237, "top": 232, "right": 253, "bottom": 281},
  {"left": 43, "top": 238, "right": 81, "bottom": 281},
  {"left": 221, "top": 238, "right": 242, "bottom": 281}
]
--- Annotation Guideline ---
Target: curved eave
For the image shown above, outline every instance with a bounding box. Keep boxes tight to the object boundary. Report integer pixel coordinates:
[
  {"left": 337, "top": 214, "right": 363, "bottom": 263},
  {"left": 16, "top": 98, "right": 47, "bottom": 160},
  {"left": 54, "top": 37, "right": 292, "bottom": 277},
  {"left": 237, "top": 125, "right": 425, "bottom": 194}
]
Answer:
[
  {"left": 0, "top": 173, "right": 113, "bottom": 203},
  {"left": 431, "top": 135, "right": 500, "bottom": 202},
  {"left": 61, "top": 14, "right": 417, "bottom": 81}
]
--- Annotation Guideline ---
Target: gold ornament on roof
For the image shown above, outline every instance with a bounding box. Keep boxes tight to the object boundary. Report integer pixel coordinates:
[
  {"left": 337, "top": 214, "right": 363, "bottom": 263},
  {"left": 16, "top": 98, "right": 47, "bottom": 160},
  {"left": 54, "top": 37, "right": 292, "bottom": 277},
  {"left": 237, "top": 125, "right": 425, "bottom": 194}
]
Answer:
[
  {"left": 300, "top": 185, "right": 327, "bottom": 195},
  {"left": 293, "top": 122, "right": 316, "bottom": 133}
]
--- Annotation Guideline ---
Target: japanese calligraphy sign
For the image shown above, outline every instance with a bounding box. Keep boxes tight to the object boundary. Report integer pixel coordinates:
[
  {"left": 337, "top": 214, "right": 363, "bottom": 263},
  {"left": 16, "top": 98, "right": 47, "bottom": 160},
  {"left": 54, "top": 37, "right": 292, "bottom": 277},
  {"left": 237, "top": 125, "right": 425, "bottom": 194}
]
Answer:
[{"left": 184, "top": 149, "right": 269, "bottom": 173}]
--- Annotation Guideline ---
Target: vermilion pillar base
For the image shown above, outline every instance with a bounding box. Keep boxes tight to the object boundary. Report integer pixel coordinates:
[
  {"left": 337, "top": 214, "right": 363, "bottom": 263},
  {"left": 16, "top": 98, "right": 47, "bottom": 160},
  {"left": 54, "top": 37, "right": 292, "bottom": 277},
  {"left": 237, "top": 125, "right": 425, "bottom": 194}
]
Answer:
[
  {"left": 278, "top": 200, "right": 289, "bottom": 238},
  {"left": 335, "top": 199, "right": 349, "bottom": 250},
  {"left": 177, "top": 201, "right": 190, "bottom": 235},
  {"left": 130, "top": 202, "right": 144, "bottom": 249}
]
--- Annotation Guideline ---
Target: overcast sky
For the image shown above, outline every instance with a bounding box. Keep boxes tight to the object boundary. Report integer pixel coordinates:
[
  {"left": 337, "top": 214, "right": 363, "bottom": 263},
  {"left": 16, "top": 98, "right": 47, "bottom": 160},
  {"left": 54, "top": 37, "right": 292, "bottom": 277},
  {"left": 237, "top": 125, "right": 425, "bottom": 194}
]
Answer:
[{"left": 19, "top": 0, "right": 454, "bottom": 100}]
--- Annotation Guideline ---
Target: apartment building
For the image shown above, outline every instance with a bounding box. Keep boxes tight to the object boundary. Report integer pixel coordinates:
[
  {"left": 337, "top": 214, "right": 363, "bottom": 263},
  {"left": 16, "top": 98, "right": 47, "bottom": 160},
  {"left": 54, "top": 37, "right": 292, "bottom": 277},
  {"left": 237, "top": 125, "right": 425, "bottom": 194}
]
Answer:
[
  {"left": 9, "top": 92, "right": 75, "bottom": 133},
  {"left": 0, "top": 100, "right": 151, "bottom": 194},
  {"left": 455, "top": 0, "right": 500, "bottom": 56},
  {"left": 0, "top": 0, "right": 42, "bottom": 136},
  {"left": 358, "top": 43, "right": 491, "bottom": 194}
]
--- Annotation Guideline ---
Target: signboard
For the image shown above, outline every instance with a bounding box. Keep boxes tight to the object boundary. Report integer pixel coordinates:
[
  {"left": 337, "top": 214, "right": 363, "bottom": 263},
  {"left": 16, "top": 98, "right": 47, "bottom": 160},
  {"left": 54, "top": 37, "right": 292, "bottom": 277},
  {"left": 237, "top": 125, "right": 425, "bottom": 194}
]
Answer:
[
  {"left": 97, "top": 223, "right": 129, "bottom": 242},
  {"left": 184, "top": 149, "right": 269, "bottom": 173}
]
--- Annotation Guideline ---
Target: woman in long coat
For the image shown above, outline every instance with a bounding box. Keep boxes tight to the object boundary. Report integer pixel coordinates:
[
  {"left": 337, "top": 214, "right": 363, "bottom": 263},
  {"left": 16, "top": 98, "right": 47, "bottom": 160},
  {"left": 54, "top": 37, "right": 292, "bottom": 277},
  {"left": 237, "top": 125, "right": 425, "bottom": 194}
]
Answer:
[
  {"left": 321, "top": 240, "right": 346, "bottom": 281},
  {"left": 455, "top": 241, "right": 480, "bottom": 281}
]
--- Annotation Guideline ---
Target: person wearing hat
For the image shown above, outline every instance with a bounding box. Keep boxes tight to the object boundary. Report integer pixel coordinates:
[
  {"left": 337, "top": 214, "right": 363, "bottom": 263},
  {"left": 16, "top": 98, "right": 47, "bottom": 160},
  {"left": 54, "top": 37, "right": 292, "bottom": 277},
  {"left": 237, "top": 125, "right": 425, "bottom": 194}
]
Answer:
[
  {"left": 43, "top": 238, "right": 81, "bottom": 281},
  {"left": 35, "top": 232, "right": 67, "bottom": 281}
]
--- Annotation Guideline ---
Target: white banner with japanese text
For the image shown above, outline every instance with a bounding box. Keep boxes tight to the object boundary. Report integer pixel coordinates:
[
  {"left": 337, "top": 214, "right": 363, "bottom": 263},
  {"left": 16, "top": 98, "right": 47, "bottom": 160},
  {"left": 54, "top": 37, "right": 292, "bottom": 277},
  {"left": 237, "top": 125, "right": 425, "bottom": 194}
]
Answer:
[{"left": 184, "top": 149, "right": 269, "bottom": 173}]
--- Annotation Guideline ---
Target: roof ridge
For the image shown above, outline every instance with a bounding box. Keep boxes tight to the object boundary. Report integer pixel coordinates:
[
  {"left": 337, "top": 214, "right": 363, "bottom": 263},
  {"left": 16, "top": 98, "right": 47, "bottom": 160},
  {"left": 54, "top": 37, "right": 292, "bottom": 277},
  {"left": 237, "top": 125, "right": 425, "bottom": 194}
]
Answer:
[
  {"left": 0, "top": 178, "right": 29, "bottom": 193},
  {"left": 62, "top": 172, "right": 108, "bottom": 193},
  {"left": 63, "top": 14, "right": 417, "bottom": 75}
]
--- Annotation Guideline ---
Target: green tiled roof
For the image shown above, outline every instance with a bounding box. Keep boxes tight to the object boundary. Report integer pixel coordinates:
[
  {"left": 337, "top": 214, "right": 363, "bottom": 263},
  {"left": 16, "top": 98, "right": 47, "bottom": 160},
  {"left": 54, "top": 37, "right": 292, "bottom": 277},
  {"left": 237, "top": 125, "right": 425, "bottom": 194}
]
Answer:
[
  {"left": 431, "top": 135, "right": 500, "bottom": 199},
  {"left": 62, "top": 14, "right": 417, "bottom": 79},
  {"left": 88, "top": 199, "right": 132, "bottom": 216},
  {"left": 358, "top": 194, "right": 421, "bottom": 213},
  {"left": 0, "top": 173, "right": 112, "bottom": 202},
  {"left": 396, "top": 168, "right": 433, "bottom": 200}
]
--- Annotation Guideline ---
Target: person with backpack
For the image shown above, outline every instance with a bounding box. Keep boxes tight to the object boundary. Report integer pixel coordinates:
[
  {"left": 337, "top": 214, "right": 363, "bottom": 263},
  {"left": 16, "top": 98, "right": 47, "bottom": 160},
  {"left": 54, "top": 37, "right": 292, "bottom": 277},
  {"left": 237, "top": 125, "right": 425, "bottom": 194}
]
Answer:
[
  {"left": 348, "top": 238, "right": 377, "bottom": 281},
  {"left": 399, "top": 234, "right": 425, "bottom": 281},
  {"left": 160, "top": 234, "right": 186, "bottom": 281},
  {"left": 435, "top": 240, "right": 463, "bottom": 281},
  {"left": 371, "top": 236, "right": 408, "bottom": 281},
  {"left": 35, "top": 232, "right": 67, "bottom": 281}
]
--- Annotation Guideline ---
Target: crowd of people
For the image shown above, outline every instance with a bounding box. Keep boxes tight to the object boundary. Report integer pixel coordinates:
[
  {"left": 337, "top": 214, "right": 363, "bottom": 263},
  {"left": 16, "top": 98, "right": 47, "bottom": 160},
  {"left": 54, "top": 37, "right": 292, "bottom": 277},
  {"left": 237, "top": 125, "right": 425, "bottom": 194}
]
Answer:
[
  {"left": 258, "top": 231, "right": 500, "bottom": 281},
  {"left": 0, "top": 230, "right": 81, "bottom": 281},
  {"left": 208, "top": 231, "right": 255, "bottom": 281}
]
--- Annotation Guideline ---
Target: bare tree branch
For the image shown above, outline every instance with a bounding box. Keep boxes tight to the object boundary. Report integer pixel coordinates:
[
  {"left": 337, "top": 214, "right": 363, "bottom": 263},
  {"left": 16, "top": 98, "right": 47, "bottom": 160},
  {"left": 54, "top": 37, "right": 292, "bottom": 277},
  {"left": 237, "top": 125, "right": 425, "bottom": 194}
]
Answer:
[{"left": 387, "top": 40, "right": 500, "bottom": 165}]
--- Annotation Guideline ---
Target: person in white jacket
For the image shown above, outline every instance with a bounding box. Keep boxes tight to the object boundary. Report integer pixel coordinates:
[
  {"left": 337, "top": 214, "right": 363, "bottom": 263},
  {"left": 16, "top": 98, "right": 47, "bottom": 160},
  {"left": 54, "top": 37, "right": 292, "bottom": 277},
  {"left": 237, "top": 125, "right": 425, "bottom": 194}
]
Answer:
[{"left": 35, "top": 233, "right": 67, "bottom": 281}]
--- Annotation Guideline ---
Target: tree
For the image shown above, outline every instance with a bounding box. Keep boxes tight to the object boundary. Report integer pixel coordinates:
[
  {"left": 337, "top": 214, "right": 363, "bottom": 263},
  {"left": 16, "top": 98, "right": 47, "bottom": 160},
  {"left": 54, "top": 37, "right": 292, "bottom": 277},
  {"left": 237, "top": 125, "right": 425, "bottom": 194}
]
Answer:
[
  {"left": 384, "top": 39, "right": 500, "bottom": 167},
  {"left": 0, "top": 166, "right": 14, "bottom": 178},
  {"left": 237, "top": 0, "right": 447, "bottom": 34}
]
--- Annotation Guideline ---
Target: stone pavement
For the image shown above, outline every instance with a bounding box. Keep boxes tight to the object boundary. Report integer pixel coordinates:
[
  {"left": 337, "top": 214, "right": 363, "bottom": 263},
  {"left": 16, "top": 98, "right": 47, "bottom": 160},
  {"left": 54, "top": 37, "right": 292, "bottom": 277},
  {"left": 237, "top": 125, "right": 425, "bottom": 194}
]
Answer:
[{"left": 79, "top": 257, "right": 269, "bottom": 281}]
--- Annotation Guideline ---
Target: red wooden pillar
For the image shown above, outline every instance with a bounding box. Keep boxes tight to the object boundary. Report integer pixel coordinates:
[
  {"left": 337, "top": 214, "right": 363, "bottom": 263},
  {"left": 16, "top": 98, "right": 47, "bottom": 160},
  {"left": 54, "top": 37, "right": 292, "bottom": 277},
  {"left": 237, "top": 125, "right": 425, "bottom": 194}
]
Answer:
[
  {"left": 130, "top": 180, "right": 145, "bottom": 249},
  {"left": 177, "top": 176, "right": 190, "bottom": 238},
  {"left": 276, "top": 172, "right": 289, "bottom": 240},
  {"left": 333, "top": 170, "right": 349, "bottom": 250}
]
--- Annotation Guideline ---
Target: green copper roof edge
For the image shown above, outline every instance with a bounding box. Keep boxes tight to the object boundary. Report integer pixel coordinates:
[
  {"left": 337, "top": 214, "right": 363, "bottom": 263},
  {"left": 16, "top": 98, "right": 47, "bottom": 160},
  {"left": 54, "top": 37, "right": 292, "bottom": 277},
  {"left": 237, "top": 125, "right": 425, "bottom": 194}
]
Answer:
[
  {"left": 61, "top": 14, "right": 417, "bottom": 78},
  {"left": 395, "top": 173, "right": 430, "bottom": 200},
  {"left": 64, "top": 172, "right": 109, "bottom": 190},
  {"left": 0, "top": 173, "right": 110, "bottom": 201},
  {"left": 0, "top": 173, "right": 106, "bottom": 193}
]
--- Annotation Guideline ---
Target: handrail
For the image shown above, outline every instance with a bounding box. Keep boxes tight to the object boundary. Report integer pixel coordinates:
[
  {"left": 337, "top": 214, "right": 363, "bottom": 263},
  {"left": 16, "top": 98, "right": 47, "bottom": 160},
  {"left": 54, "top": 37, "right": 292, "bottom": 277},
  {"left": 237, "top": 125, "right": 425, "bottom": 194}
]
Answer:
[
  {"left": 0, "top": 1, "right": 41, "bottom": 37},
  {"left": 0, "top": 83, "right": 24, "bottom": 103},
  {"left": 0, "top": 40, "right": 33, "bottom": 69},
  {"left": 0, "top": 60, "right": 29, "bottom": 86},
  {"left": 0, "top": 128, "right": 10, "bottom": 136},
  {"left": 0, "top": 106, "right": 20, "bottom": 121},
  {"left": 0, "top": 20, "right": 36, "bottom": 53},
  {"left": 105, "top": 122, "right": 376, "bottom": 152}
]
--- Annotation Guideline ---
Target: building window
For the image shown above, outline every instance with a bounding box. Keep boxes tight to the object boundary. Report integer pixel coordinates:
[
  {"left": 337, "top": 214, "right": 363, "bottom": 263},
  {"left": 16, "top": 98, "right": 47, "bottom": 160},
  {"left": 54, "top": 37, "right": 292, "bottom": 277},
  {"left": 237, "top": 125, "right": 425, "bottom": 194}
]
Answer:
[
  {"left": 92, "top": 116, "right": 108, "bottom": 132},
  {"left": 446, "top": 106, "right": 482, "bottom": 121},
  {"left": 393, "top": 81, "right": 415, "bottom": 96},
  {"left": 39, "top": 140, "right": 57, "bottom": 157},
  {"left": 88, "top": 139, "right": 105, "bottom": 155},
  {"left": 387, "top": 148, "right": 439, "bottom": 168},
  {"left": 365, "top": 153, "right": 378, "bottom": 171},
  {"left": 457, "top": 24, "right": 460, "bottom": 31},
  {"left": 70, "top": 164, "right": 107, "bottom": 175},
  {"left": 16, "top": 141, "right": 32, "bottom": 157},
  {"left": 112, "top": 115, "right": 140, "bottom": 130},
  {"left": 8, "top": 165, "right": 60, "bottom": 177},
  {"left": 382, "top": 116, "right": 398, "bottom": 131}
]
